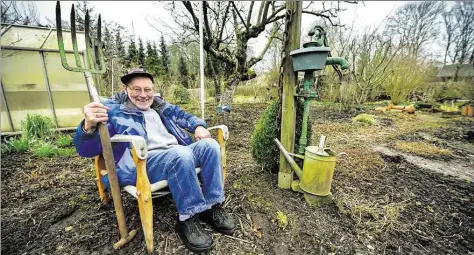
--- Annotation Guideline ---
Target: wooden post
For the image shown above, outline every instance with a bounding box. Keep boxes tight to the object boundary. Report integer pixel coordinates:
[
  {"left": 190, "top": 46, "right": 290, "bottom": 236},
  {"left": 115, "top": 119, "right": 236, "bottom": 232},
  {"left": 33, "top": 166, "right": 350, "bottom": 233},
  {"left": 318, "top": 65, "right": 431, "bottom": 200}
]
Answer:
[{"left": 278, "top": 1, "right": 302, "bottom": 189}]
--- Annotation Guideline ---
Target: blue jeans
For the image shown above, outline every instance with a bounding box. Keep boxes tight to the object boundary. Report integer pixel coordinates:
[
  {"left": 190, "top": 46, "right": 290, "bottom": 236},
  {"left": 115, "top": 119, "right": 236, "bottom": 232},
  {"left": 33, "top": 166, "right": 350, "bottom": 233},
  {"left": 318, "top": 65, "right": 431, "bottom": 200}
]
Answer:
[{"left": 146, "top": 138, "right": 225, "bottom": 215}]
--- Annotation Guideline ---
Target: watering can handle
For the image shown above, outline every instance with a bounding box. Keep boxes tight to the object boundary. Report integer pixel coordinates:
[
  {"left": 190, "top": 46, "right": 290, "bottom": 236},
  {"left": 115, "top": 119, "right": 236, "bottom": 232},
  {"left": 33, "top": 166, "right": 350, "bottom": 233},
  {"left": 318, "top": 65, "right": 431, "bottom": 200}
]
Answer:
[{"left": 318, "top": 136, "right": 326, "bottom": 149}]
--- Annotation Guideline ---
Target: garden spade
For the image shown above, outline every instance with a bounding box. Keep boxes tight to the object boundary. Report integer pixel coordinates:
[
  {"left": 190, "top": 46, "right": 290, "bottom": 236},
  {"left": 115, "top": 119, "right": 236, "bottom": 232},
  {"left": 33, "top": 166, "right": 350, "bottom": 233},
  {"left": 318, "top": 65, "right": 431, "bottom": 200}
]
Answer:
[{"left": 55, "top": 1, "right": 137, "bottom": 250}]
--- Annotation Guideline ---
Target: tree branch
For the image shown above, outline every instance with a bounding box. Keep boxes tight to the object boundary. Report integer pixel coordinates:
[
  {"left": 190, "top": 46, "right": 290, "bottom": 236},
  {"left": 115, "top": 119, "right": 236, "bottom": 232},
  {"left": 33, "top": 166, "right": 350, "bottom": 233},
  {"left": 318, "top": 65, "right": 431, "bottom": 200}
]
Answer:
[
  {"left": 203, "top": 43, "right": 235, "bottom": 66},
  {"left": 247, "top": 1, "right": 255, "bottom": 27},
  {"left": 302, "top": 10, "right": 343, "bottom": 27},
  {"left": 247, "top": 25, "right": 278, "bottom": 67},
  {"left": 230, "top": 1, "right": 247, "bottom": 29},
  {"left": 304, "top": 1, "right": 314, "bottom": 10},
  {"left": 246, "top": 4, "right": 284, "bottom": 39},
  {"left": 180, "top": 1, "right": 234, "bottom": 66},
  {"left": 181, "top": 1, "right": 199, "bottom": 31},
  {"left": 260, "top": 1, "right": 271, "bottom": 24},
  {"left": 264, "top": 5, "right": 285, "bottom": 25},
  {"left": 202, "top": 2, "right": 212, "bottom": 41},
  {"left": 256, "top": 1, "right": 265, "bottom": 25},
  {"left": 217, "top": 2, "right": 231, "bottom": 46}
]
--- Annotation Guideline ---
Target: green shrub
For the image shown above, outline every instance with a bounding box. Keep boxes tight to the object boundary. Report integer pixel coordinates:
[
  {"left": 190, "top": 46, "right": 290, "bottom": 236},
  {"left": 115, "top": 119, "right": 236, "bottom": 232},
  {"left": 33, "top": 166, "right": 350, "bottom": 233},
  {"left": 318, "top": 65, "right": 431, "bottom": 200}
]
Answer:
[
  {"left": 457, "top": 80, "right": 474, "bottom": 100},
  {"left": 424, "top": 81, "right": 474, "bottom": 102},
  {"left": 33, "top": 141, "right": 56, "bottom": 157},
  {"left": 276, "top": 211, "right": 289, "bottom": 230},
  {"left": 9, "top": 137, "right": 29, "bottom": 153},
  {"left": 21, "top": 113, "right": 55, "bottom": 140},
  {"left": 250, "top": 99, "right": 312, "bottom": 172},
  {"left": 57, "top": 135, "right": 72, "bottom": 148},
  {"left": 57, "top": 148, "right": 77, "bottom": 157},
  {"left": 439, "top": 103, "right": 459, "bottom": 112},
  {"left": 385, "top": 57, "right": 426, "bottom": 105},
  {"left": 352, "top": 114, "right": 376, "bottom": 126},
  {"left": 207, "top": 85, "right": 217, "bottom": 98},
  {"left": 1, "top": 141, "right": 11, "bottom": 154},
  {"left": 235, "top": 84, "right": 267, "bottom": 97},
  {"left": 173, "top": 85, "right": 191, "bottom": 104},
  {"left": 320, "top": 82, "right": 359, "bottom": 110}
]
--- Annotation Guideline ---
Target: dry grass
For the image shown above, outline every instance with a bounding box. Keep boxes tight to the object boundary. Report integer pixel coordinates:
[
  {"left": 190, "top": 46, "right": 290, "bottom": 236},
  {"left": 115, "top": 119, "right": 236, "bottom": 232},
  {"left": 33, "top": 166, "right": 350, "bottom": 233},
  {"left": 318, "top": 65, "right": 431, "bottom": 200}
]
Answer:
[
  {"left": 310, "top": 113, "right": 444, "bottom": 150},
  {"left": 391, "top": 113, "right": 445, "bottom": 132},
  {"left": 395, "top": 141, "right": 452, "bottom": 157},
  {"left": 310, "top": 110, "right": 457, "bottom": 239},
  {"left": 313, "top": 122, "right": 355, "bottom": 135},
  {"left": 335, "top": 146, "right": 386, "bottom": 178},
  {"left": 311, "top": 122, "right": 357, "bottom": 151},
  {"left": 335, "top": 192, "right": 410, "bottom": 235},
  {"left": 378, "top": 113, "right": 447, "bottom": 143}
]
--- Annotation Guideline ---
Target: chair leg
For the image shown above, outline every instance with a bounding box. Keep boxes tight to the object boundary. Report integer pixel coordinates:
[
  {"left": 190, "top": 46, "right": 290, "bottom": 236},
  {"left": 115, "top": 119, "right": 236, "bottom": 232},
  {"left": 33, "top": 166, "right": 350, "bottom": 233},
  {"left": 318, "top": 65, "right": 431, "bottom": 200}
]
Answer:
[
  {"left": 134, "top": 155, "right": 153, "bottom": 253},
  {"left": 94, "top": 156, "right": 108, "bottom": 204},
  {"left": 217, "top": 129, "right": 227, "bottom": 184}
]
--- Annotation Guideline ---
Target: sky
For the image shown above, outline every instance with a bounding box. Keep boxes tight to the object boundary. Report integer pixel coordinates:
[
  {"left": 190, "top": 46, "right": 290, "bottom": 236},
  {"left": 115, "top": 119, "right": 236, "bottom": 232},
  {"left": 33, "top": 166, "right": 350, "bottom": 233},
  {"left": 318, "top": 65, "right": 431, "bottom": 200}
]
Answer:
[
  {"left": 33, "top": 1, "right": 410, "bottom": 71},
  {"left": 35, "top": 1, "right": 406, "bottom": 43}
]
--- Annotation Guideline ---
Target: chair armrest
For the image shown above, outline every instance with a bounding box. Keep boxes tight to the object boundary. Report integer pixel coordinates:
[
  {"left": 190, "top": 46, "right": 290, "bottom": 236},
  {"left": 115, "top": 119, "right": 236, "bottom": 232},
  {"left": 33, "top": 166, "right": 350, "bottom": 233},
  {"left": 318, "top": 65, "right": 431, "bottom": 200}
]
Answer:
[
  {"left": 110, "top": 135, "right": 148, "bottom": 159},
  {"left": 207, "top": 125, "right": 229, "bottom": 140},
  {"left": 206, "top": 125, "right": 228, "bottom": 183}
]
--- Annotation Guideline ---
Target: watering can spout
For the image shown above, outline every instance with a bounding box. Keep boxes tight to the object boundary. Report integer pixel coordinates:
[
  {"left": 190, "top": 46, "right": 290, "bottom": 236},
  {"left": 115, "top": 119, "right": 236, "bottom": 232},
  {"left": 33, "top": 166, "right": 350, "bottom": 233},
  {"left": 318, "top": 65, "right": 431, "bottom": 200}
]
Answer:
[{"left": 274, "top": 138, "right": 303, "bottom": 178}]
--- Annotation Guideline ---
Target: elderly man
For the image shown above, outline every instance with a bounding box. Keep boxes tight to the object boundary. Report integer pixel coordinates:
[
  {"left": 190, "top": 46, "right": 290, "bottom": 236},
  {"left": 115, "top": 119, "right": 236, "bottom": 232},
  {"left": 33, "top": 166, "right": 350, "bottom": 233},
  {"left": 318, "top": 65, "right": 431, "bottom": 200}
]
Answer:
[{"left": 73, "top": 68, "right": 235, "bottom": 252}]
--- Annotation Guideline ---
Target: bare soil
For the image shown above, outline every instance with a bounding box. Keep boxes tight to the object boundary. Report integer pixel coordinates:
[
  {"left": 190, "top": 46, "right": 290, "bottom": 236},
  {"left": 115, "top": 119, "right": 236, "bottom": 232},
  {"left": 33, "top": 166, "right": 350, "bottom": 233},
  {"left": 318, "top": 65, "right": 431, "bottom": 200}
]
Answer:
[{"left": 1, "top": 103, "right": 473, "bottom": 254}]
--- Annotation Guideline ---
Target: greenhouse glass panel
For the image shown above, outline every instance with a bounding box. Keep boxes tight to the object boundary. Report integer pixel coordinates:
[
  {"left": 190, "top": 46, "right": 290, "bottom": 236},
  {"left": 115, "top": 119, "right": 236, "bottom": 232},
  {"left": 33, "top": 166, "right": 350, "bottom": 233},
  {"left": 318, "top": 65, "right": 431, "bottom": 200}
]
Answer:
[
  {"left": 1, "top": 26, "right": 51, "bottom": 48},
  {"left": 44, "top": 52, "right": 89, "bottom": 128},
  {"left": 0, "top": 85, "right": 13, "bottom": 132},
  {"left": 1, "top": 50, "right": 55, "bottom": 131},
  {"left": 42, "top": 31, "right": 86, "bottom": 51}
]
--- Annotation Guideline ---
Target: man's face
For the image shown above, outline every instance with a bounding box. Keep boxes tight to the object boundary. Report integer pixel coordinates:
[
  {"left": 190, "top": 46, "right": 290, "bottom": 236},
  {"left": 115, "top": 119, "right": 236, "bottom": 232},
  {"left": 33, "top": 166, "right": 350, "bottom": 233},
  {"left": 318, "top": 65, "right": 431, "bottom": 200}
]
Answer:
[{"left": 125, "top": 76, "right": 154, "bottom": 110}]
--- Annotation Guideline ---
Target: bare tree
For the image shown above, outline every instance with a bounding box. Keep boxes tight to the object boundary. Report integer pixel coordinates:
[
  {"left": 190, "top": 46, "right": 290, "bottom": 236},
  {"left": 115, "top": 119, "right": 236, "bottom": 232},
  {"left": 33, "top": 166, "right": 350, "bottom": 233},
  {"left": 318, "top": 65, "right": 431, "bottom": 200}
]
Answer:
[
  {"left": 444, "top": 2, "right": 474, "bottom": 80},
  {"left": 148, "top": 1, "right": 357, "bottom": 118},
  {"left": 44, "top": 16, "right": 71, "bottom": 29},
  {"left": 442, "top": 7, "right": 457, "bottom": 66},
  {"left": 386, "top": 1, "right": 444, "bottom": 58},
  {"left": 1, "top": 1, "right": 41, "bottom": 26},
  {"left": 453, "top": 2, "right": 474, "bottom": 64},
  {"left": 351, "top": 30, "right": 400, "bottom": 104}
]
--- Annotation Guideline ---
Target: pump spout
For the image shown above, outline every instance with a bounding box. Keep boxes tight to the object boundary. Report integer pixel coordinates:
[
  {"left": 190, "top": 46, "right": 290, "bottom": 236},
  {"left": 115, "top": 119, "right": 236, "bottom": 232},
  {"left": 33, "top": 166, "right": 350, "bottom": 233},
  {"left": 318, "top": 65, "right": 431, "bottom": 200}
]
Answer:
[
  {"left": 274, "top": 138, "right": 303, "bottom": 178},
  {"left": 326, "top": 57, "right": 350, "bottom": 70}
]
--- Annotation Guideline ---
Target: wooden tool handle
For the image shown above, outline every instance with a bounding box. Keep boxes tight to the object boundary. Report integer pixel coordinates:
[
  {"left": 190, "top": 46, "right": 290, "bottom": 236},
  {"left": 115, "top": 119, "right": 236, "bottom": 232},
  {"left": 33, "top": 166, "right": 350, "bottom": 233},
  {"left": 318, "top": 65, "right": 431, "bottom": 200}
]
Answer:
[{"left": 84, "top": 71, "right": 130, "bottom": 239}]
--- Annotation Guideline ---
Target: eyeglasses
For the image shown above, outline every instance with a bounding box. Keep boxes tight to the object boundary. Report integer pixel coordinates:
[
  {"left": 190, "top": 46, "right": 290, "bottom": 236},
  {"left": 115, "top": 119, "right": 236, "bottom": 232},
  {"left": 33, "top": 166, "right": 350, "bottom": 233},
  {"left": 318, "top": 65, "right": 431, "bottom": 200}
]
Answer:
[{"left": 127, "top": 87, "right": 154, "bottom": 95}]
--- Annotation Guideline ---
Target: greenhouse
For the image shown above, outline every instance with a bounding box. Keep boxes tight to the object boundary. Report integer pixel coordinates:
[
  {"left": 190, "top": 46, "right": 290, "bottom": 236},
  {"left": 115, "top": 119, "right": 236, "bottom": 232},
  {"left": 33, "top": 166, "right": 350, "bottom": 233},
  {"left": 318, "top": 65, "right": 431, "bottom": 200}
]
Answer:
[{"left": 1, "top": 24, "right": 90, "bottom": 134}]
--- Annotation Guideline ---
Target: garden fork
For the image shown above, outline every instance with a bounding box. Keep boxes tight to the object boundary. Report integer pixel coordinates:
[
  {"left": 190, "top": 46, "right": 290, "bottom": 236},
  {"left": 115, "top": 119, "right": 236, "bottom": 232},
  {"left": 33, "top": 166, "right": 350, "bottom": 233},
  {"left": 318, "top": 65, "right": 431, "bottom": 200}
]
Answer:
[{"left": 55, "top": 1, "right": 144, "bottom": 251}]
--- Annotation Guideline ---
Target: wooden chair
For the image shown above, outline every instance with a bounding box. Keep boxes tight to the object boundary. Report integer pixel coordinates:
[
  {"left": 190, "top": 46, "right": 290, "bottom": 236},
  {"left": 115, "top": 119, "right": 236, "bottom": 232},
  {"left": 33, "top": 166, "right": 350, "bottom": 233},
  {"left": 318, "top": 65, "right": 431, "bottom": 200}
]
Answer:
[{"left": 93, "top": 125, "right": 229, "bottom": 253}]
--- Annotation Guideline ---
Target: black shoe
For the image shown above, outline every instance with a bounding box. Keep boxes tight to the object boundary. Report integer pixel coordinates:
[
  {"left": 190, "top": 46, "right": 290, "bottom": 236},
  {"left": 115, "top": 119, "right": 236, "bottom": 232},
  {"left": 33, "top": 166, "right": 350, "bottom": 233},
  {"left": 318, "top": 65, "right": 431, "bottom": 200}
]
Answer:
[
  {"left": 198, "top": 204, "right": 236, "bottom": 235},
  {"left": 175, "top": 216, "right": 214, "bottom": 253}
]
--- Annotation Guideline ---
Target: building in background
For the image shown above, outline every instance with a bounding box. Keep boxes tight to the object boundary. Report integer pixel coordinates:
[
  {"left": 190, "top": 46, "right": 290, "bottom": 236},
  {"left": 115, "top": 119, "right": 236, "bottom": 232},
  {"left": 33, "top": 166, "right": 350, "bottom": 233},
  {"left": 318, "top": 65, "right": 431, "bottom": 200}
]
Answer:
[{"left": 437, "top": 64, "right": 474, "bottom": 82}]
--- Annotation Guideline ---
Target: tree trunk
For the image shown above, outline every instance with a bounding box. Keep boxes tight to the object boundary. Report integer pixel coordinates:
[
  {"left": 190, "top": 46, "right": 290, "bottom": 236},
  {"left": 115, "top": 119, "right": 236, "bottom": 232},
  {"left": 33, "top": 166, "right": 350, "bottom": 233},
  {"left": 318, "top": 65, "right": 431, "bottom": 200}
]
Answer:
[
  {"left": 213, "top": 77, "right": 221, "bottom": 103},
  {"left": 454, "top": 64, "right": 461, "bottom": 82},
  {"left": 218, "top": 75, "right": 241, "bottom": 125},
  {"left": 208, "top": 57, "right": 221, "bottom": 103}
]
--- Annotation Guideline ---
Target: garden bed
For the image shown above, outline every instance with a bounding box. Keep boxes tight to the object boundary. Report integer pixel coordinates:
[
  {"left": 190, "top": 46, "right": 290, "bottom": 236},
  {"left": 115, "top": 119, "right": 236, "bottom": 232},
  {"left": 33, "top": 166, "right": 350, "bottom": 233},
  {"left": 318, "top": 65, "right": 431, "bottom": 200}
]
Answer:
[{"left": 1, "top": 103, "right": 473, "bottom": 254}]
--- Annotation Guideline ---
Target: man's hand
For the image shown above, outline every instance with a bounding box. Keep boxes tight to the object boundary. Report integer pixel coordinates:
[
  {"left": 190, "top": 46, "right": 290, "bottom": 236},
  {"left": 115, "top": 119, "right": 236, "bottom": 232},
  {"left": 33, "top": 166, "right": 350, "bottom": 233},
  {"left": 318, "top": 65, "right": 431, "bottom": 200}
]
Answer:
[
  {"left": 83, "top": 102, "right": 110, "bottom": 132},
  {"left": 195, "top": 126, "right": 211, "bottom": 140}
]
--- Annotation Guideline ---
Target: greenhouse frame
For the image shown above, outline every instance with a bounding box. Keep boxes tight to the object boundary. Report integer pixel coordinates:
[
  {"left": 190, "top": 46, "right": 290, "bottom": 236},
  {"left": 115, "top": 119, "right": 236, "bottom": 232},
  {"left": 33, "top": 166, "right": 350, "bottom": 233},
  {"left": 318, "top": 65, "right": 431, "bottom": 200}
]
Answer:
[{"left": 1, "top": 24, "right": 91, "bottom": 134}]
